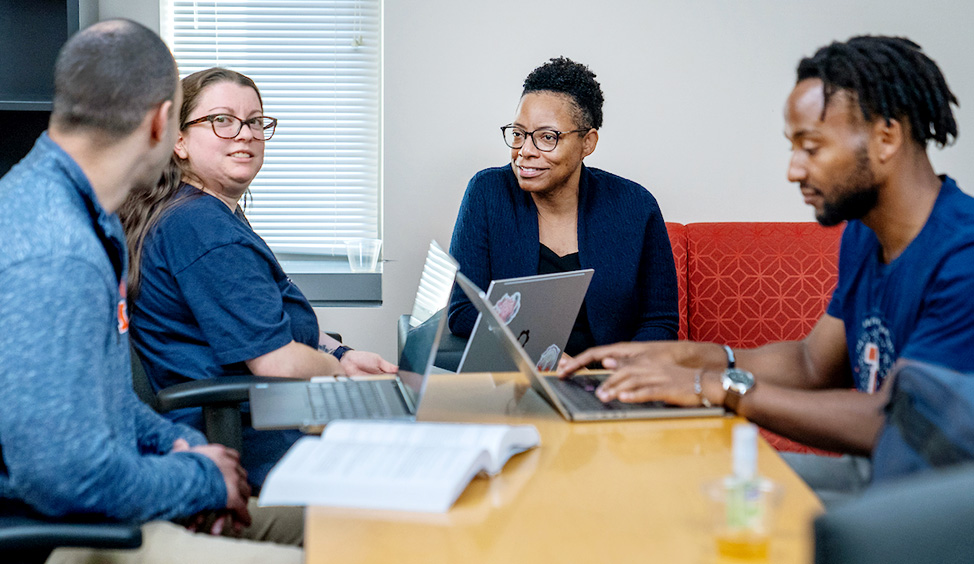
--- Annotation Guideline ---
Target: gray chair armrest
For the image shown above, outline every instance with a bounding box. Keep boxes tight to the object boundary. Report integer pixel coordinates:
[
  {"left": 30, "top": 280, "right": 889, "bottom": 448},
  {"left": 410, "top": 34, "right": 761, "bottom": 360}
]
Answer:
[
  {"left": 155, "top": 375, "right": 291, "bottom": 412},
  {"left": 131, "top": 344, "right": 303, "bottom": 453},
  {"left": 323, "top": 331, "right": 342, "bottom": 343},
  {"left": 0, "top": 500, "right": 141, "bottom": 564},
  {"left": 0, "top": 516, "right": 142, "bottom": 551},
  {"left": 156, "top": 375, "right": 300, "bottom": 452}
]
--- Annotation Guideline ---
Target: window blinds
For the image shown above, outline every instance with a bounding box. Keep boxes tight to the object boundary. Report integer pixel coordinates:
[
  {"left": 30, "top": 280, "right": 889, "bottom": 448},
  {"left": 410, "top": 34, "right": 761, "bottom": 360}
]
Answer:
[{"left": 162, "top": 0, "right": 380, "bottom": 255}]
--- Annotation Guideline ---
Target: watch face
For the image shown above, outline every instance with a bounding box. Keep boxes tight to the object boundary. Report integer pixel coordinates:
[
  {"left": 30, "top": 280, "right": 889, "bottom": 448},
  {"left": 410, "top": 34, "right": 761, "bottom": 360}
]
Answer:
[{"left": 723, "top": 368, "right": 754, "bottom": 394}]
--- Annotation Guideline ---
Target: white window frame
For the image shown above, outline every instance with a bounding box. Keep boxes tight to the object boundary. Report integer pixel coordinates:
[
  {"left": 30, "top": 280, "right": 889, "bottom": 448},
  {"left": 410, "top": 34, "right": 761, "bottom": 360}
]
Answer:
[{"left": 161, "top": 0, "right": 382, "bottom": 257}]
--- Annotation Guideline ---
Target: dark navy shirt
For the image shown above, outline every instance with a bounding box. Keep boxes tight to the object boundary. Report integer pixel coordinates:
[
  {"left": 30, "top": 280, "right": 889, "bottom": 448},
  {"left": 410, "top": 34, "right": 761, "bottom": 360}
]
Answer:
[
  {"left": 132, "top": 183, "right": 319, "bottom": 394},
  {"left": 131, "top": 183, "right": 316, "bottom": 488},
  {"left": 827, "top": 176, "right": 974, "bottom": 392}
]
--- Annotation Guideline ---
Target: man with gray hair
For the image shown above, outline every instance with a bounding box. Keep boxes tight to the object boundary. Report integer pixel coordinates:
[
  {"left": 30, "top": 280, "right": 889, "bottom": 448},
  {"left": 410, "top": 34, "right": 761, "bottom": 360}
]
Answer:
[{"left": 0, "top": 19, "right": 300, "bottom": 563}]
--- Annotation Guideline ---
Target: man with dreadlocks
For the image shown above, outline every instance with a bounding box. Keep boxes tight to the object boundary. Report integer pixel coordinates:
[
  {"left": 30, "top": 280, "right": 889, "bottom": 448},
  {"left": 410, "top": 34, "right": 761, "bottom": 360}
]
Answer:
[{"left": 559, "top": 35, "right": 974, "bottom": 504}]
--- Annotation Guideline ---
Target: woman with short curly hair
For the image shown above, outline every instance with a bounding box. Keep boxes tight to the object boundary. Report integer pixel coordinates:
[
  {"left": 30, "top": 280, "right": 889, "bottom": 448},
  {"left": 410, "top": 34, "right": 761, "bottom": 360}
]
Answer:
[{"left": 448, "top": 57, "right": 679, "bottom": 359}]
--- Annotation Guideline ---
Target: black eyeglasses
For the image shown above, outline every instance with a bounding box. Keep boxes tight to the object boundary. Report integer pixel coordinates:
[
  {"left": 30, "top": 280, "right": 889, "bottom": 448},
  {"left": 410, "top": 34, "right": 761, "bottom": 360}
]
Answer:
[
  {"left": 500, "top": 125, "right": 589, "bottom": 152},
  {"left": 182, "top": 113, "right": 278, "bottom": 141}
]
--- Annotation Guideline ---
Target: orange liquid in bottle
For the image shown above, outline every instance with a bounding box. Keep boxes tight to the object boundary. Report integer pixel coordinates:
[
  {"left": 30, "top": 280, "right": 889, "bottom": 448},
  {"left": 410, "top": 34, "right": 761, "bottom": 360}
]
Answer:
[{"left": 716, "top": 530, "right": 770, "bottom": 559}]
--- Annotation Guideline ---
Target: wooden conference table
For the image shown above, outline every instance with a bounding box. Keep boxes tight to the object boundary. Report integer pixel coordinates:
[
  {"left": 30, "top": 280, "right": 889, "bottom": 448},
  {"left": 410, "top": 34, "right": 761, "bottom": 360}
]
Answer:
[{"left": 305, "top": 372, "right": 823, "bottom": 564}]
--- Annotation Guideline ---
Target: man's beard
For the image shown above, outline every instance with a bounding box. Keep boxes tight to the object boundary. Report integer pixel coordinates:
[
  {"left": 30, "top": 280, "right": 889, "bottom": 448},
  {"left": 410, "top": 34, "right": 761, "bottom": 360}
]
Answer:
[{"left": 815, "top": 146, "right": 880, "bottom": 227}]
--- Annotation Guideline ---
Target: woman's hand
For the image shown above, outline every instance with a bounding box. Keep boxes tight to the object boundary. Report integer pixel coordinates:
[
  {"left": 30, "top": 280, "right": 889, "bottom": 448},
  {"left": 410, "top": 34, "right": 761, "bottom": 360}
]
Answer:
[{"left": 340, "top": 350, "right": 398, "bottom": 375}]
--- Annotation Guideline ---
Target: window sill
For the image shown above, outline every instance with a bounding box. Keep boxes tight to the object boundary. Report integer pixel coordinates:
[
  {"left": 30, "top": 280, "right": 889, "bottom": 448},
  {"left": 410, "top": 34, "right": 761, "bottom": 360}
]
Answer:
[{"left": 279, "top": 258, "right": 382, "bottom": 307}]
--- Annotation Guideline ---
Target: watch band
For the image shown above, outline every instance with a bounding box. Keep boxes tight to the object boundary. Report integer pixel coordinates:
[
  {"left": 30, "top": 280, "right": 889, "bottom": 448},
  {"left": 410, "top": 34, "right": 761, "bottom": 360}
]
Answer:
[
  {"left": 722, "top": 344, "right": 736, "bottom": 369},
  {"left": 724, "top": 386, "right": 743, "bottom": 414},
  {"left": 331, "top": 345, "right": 353, "bottom": 361}
]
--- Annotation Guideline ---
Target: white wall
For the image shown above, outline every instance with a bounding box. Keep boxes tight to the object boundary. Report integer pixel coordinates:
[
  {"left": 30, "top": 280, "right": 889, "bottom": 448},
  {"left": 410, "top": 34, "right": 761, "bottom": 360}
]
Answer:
[
  {"left": 100, "top": 0, "right": 974, "bottom": 361},
  {"left": 98, "top": 0, "right": 158, "bottom": 30}
]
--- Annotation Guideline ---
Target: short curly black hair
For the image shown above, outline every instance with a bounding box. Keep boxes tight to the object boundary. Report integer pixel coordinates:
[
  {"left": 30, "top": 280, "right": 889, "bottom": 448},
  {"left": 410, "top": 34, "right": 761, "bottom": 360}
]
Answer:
[
  {"left": 797, "top": 35, "right": 958, "bottom": 147},
  {"left": 522, "top": 57, "right": 604, "bottom": 130}
]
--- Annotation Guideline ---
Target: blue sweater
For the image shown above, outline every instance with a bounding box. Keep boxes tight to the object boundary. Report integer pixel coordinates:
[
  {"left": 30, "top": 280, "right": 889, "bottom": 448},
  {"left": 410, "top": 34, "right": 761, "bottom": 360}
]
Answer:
[
  {"left": 449, "top": 165, "right": 679, "bottom": 345},
  {"left": 0, "top": 134, "right": 226, "bottom": 521}
]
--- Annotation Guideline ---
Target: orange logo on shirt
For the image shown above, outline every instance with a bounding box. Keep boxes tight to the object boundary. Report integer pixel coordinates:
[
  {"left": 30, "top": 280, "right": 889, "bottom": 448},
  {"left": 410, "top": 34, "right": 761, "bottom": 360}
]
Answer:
[
  {"left": 117, "top": 281, "right": 129, "bottom": 334},
  {"left": 864, "top": 343, "right": 879, "bottom": 393}
]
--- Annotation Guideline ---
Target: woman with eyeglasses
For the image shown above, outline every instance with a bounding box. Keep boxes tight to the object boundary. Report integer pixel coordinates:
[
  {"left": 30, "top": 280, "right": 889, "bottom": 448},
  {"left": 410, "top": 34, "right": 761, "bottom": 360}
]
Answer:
[
  {"left": 448, "top": 57, "right": 679, "bottom": 359},
  {"left": 119, "top": 67, "right": 396, "bottom": 488}
]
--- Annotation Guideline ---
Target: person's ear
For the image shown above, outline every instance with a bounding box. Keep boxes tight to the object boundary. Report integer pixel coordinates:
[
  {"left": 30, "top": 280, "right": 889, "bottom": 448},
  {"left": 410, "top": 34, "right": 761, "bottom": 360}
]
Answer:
[
  {"left": 581, "top": 128, "right": 599, "bottom": 158},
  {"left": 149, "top": 100, "right": 174, "bottom": 144},
  {"left": 174, "top": 131, "right": 189, "bottom": 159},
  {"left": 873, "top": 117, "right": 904, "bottom": 165}
]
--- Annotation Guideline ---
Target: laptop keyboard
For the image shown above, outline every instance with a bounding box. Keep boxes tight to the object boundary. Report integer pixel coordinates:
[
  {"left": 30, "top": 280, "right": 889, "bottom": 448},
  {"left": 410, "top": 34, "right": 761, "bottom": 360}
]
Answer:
[
  {"left": 306, "top": 380, "right": 397, "bottom": 421},
  {"left": 550, "top": 376, "right": 667, "bottom": 411}
]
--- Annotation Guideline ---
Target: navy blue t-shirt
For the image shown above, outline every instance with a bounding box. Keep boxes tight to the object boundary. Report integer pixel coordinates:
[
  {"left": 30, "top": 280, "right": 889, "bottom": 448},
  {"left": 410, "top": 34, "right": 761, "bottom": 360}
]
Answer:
[
  {"left": 827, "top": 175, "right": 974, "bottom": 392},
  {"left": 131, "top": 184, "right": 317, "bottom": 488},
  {"left": 132, "top": 183, "right": 319, "bottom": 391}
]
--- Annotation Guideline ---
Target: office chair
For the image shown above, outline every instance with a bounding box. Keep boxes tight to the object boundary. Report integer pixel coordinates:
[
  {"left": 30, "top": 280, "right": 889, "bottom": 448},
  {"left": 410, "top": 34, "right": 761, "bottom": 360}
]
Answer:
[
  {"left": 814, "top": 463, "right": 974, "bottom": 564},
  {"left": 397, "top": 313, "right": 467, "bottom": 372},
  {"left": 0, "top": 484, "right": 142, "bottom": 564},
  {"left": 131, "top": 346, "right": 268, "bottom": 452},
  {"left": 129, "top": 335, "right": 340, "bottom": 453}
]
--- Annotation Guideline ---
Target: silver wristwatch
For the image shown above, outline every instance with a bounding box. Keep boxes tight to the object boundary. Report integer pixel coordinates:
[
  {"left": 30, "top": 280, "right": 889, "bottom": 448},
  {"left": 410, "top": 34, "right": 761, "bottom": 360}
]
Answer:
[{"left": 721, "top": 367, "right": 754, "bottom": 414}]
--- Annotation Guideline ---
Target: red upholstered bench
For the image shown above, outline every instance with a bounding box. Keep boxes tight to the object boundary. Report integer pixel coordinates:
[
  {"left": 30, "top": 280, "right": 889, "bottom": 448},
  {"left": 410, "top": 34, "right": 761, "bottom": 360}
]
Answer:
[{"left": 665, "top": 222, "right": 844, "bottom": 455}]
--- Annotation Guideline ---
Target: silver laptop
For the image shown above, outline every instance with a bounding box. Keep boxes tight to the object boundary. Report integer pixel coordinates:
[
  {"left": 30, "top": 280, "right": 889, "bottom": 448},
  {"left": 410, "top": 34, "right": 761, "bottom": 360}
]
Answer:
[
  {"left": 455, "top": 272, "right": 725, "bottom": 422},
  {"left": 457, "top": 270, "right": 593, "bottom": 373},
  {"left": 249, "top": 241, "right": 458, "bottom": 430}
]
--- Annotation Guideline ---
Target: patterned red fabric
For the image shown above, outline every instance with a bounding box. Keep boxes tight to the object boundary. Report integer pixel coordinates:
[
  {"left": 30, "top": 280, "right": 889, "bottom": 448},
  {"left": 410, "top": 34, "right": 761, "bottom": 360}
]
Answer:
[
  {"left": 665, "top": 222, "right": 689, "bottom": 340},
  {"left": 685, "top": 222, "right": 842, "bottom": 347},
  {"left": 684, "top": 222, "right": 844, "bottom": 456}
]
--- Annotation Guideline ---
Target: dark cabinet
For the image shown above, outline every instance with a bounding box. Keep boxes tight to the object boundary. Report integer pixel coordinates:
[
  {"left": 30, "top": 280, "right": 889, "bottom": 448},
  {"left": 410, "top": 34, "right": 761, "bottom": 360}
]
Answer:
[{"left": 0, "top": 0, "right": 81, "bottom": 175}]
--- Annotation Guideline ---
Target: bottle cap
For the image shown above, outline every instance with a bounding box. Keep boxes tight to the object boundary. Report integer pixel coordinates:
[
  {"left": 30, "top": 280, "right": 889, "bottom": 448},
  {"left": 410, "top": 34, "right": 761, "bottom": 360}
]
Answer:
[{"left": 732, "top": 423, "right": 758, "bottom": 479}]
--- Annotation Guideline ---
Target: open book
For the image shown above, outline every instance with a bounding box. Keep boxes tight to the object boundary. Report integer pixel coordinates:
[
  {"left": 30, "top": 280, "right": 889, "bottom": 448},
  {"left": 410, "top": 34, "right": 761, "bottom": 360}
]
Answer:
[{"left": 258, "top": 420, "right": 541, "bottom": 513}]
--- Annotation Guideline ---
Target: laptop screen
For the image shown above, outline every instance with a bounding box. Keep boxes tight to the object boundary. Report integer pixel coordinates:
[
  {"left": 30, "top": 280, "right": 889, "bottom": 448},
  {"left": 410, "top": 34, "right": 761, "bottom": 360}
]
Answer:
[
  {"left": 396, "top": 241, "right": 457, "bottom": 407},
  {"left": 397, "top": 309, "right": 444, "bottom": 404}
]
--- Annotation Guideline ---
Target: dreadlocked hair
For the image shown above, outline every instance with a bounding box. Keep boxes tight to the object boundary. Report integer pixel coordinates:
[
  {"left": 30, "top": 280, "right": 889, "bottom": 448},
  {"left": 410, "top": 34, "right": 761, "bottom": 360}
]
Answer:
[
  {"left": 797, "top": 35, "right": 958, "bottom": 148},
  {"left": 523, "top": 57, "right": 604, "bottom": 130}
]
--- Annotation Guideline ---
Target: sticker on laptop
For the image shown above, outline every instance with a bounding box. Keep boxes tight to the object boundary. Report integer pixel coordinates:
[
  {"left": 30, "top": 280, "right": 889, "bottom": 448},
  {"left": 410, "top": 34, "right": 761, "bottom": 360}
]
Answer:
[
  {"left": 493, "top": 292, "right": 521, "bottom": 324},
  {"left": 536, "top": 343, "right": 561, "bottom": 372}
]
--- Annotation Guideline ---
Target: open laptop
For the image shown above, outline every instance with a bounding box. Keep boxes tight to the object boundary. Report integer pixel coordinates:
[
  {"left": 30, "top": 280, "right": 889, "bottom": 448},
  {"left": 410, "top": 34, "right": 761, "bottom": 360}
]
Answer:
[
  {"left": 249, "top": 241, "right": 458, "bottom": 430},
  {"left": 457, "top": 270, "right": 594, "bottom": 373},
  {"left": 455, "top": 272, "right": 725, "bottom": 422}
]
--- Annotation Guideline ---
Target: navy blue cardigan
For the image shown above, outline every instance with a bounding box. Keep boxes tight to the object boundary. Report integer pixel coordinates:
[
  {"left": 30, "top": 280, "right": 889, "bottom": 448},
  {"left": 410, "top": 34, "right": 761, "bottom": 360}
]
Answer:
[{"left": 448, "top": 164, "right": 679, "bottom": 346}]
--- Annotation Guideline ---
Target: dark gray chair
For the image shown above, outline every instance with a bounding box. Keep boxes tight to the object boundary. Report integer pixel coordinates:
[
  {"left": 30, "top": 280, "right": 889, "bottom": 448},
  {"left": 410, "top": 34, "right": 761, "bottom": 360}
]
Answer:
[
  {"left": 131, "top": 346, "right": 271, "bottom": 452},
  {"left": 130, "top": 332, "right": 341, "bottom": 451},
  {"left": 0, "top": 488, "right": 142, "bottom": 564},
  {"left": 814, "top": 463, "right": 974, "bottom": 564},
  {"left": 397, "top": 313, "right": 467, "bottom": 372}
]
